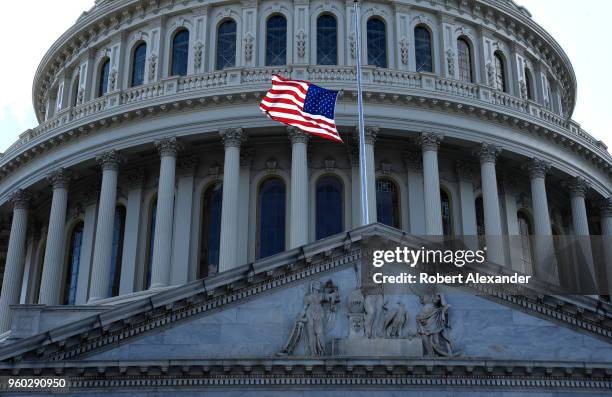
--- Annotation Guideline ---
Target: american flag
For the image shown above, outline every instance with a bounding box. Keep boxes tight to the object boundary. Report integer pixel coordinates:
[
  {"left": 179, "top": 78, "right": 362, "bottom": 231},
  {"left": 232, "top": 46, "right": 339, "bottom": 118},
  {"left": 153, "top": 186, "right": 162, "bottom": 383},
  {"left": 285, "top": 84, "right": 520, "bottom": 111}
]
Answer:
[{"left": 259, "top": 75, "right": 342, "bottom": 143}]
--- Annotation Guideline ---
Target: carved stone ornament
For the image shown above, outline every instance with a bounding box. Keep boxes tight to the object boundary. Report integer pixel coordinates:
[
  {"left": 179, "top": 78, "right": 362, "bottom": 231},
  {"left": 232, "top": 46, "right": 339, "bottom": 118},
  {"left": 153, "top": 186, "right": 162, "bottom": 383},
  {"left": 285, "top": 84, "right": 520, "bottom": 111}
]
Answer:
[
  {"left": 243, "top": 33, "right": 254, "bottom": 62},
  {"left": 564, "top": 176, "right": 590, "bottom": 198},
  {"left": 178, "top": 154, "right": 198, "bottom": 175},
  {"left": 474, "top": 142, "right": 501, "bottom": 164},
  {"left": 277, "top": 280, "right": 340, "bottom": 356},
  {"left": 108, "top": 68, "right": 117, "bottom": 91},
  {"left": 523, "top": 157, "right": 550, "bottom": 179},
  {"left": 349, "top": 33, "right": 356, "bottom": 59},
  {"left": 194, "top": 42, "right": 204, "bottom": 68},
  {"left": 265, "top": 158, "right": 278, "bottom": 173},
  {"left": 77, "top": 88, "right": 85, "bottom": 105},
  {"left": 417, "top": 132, "right": 443, "bottom": 152},
  {"left": 399, "top": 38, "right": 409, "bottom": 65},
  {"left": 403, "top": 149, "right": 422, "bottom": 171},
  {"left": 380, "top": 160, "right": 392, "bottom": 175},
  {"left": 296, "top": 30, "right": 306, "bottom": 58},
  {"left": 9, "top": 189, "right": 31, "bottom": 210},
  {"left": 148, "top": 53, "right": 158, "bottom": 80},
  {"left": 240, "top": 147, "right": 255, "bottom": 168},
  {"left": 519, "top": 79, "right": 528, "bottom": 99},
  {"left": 96, "top": 150, "right": 124, "bottom": 171},
  {"left": 416, "top": 292, "right": 458, "bottom": 357},
  {"left": 69, "top": 203, "right": 84, "bottom": 220},
  {"left": 485, "top": 62, "right": 495, "bottom": 87},
  {"left": 208, "top": 163, "right": 221, "bottom": 180},
  {"left": 446, "top": 48, "right": 455, "bottom": 77},
  {"left": 154, "top": 137, "right": 182, "bottom": 158},
  {"left": 46, "top": 168, "right": 71, "bottom": 190},
  {"left": 324, "top": 157, "right": 336, "bottom": 171},
  {"left": 363, "top": 126, "right": 379, "bottom": 145},
  {"left": 219, "top": 128, "right": 247, "bottom": 148}
]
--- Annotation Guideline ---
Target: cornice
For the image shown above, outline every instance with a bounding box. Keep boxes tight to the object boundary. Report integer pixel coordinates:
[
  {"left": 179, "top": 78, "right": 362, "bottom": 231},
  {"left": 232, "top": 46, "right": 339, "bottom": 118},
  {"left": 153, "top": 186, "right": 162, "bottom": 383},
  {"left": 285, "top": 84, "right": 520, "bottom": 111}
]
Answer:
[
  {"left": 0, "top": 358, "right": 610, "bottom": 391},
  {"left": 0, "top": 223, "right": 609, "bottom": 365}
]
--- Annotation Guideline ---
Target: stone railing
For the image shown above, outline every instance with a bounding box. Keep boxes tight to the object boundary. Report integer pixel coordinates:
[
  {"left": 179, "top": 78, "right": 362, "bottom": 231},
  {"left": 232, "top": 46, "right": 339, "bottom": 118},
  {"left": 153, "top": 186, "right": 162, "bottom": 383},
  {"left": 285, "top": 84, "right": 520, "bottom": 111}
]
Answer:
[{"left": 1, "top": 65, "right": 607, "bottom": 162}]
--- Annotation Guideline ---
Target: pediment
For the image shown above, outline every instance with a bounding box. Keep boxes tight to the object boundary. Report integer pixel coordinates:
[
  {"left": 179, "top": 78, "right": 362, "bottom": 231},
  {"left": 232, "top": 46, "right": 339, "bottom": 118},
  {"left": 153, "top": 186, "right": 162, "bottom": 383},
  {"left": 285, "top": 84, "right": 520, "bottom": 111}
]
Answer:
[{"left": 0, "top": 223, "right": 610, "bottom": 365}]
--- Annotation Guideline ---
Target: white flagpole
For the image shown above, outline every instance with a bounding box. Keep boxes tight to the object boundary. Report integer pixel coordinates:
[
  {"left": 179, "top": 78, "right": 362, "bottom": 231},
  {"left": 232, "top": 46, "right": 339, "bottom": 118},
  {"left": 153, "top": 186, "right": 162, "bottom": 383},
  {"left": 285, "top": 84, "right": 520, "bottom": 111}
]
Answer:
[{"left": 353, "top": 0, "right": 369, "bottom": 226}]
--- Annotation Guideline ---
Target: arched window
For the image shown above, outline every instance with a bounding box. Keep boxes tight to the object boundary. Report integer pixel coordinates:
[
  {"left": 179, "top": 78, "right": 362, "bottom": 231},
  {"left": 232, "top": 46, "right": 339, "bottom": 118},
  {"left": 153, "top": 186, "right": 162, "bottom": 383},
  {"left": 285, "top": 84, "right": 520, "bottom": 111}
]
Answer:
[
  {"left": 441, "top": 189, "right": 453, "bottom": 236},
  {"left": 524, "top": 67, "right": 534, "bottom": 100},
  {"left": 266, "top": 15, "right": 287, "bottom": 66},
  {"left": 171, "top": 29, "right": 190, "bottom": 76},
  {"left": 376, "top": 178, "right": 400, "bottom": 228},
  {"left": 97, "top": 58, "right": 110, "bottom": 97},
  {"left": 63, "top": 222, "right": 84, "bottom": 305},
  {"left": 131, "top": 42, "right": 147, "bottom": 87},
  {"left": 108, "top": 206, "right": 126, "bottom": 297},
  {"left": 144, "top": 197, "right": 157, "bottom": 289},
  {"left": 317, "top": 14, "right": 337, "bottom": 65},
  {"left": 199, "top": 183, "right": 223, "bottom": 278},
  {"left": 493, "top": 51, "right": 506, "bottom": 92},
  {"left": 217, "top": 20, "right": 237, "bottom": 70},
  {"left": 258, "top": 178, "right": 286, "bottom": 258},
  {"left": 457, "top": 37, "right": 472, "bottom": 82},
  {"left": 517, "top": 210, "right": 534, "bottom": 273},
  {"left": 415, "top": 26, "right": 433, "bottom": 73},
  {"left": 316, "top": 175, "right": 343, "bottom": 239},
  {"left": 367, "top": 17, "right": 387, "bottom": 68}
]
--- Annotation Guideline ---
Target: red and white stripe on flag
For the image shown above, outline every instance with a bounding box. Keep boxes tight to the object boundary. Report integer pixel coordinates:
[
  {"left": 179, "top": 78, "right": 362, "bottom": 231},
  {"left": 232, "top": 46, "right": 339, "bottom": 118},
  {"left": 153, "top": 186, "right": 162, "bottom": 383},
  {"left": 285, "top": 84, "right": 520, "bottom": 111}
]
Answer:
[{"left": 259, "top": 75, "right": 342, "bottom": 143}]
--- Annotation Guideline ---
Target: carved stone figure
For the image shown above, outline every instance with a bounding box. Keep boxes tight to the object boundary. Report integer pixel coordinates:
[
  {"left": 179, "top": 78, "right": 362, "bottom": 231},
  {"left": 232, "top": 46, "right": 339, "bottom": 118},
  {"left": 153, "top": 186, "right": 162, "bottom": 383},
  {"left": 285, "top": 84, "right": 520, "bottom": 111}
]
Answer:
[
  {"left": 278, "top": 280, "right": 340, "bottom": 356},
  {"left": 364, "top": 294, "right": 383, "bottom": 338},
  {"left": 194, "top": 42, "right": 203, "bottom": 69},
  {"left": 416, "top": 293, "right": 456, "bottom": 357},
  {"left": 243, "top": 34, "right": 254, "bottom": 62},
  {"left": 383, "top": 301, "right": 407, "bottom": 338},
  {"left": 399, "top": 39, "right": 409, "bottom": 65},
  {"left": 446, "top": 48, "right": 455, "bottom": 77},
  {"left": 148, "top": 53, "right": 158, "bottom": 80},
  {"left": 486, "top": 62, "right": 495, "bottom": 87},
  {"left": 296, "top": 30, "right": 306, "bottom": 58}
]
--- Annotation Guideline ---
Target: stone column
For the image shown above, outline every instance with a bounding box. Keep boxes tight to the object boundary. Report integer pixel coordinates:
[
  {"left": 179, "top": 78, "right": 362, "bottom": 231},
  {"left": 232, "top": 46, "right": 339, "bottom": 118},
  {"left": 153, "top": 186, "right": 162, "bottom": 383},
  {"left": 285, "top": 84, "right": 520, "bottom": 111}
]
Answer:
[
  {"left": 218, "top": 128, "right": 247, "bottom": 272},
  {"left": 566, "top": 176, "right": 595, "bottom": 290},
  {"left": 171, "top": 156, "right": 197, "bottom": 285},
  {"left": 403, "top": 150, "right": 425, "bottom": 235},
  {"left": 149, "top": 138, "right": 181, "bottom": 289},
  {"left": 0, "top": 190, "right": 31, "bottom": 332},
  {"left": 456, "top": 161, "right": 477, "bottom": 236},
  {"left": 417, "top": 132, "right": 443, "bottom": 235},
  {"left": 474, "top": 143, "right": 504, "bottom": 264},
  {"left": 364, "top": 127, "right": 378, "bottom": 224},
  {"left": 288, "top": 127, "right": 310, "bottom": 248},
  {"left": 238, "top": 148, "right": 254, "bottom": 265},
  {"left": 600, "top": 198, "right": 612, "bottom": 296},
  {"left": 524, "top": 158, "right": 557, "bottom": 282},
  {"left": 39, "top": 168, "right": 71, "bottom": 305},
  {"left": 75, "top": 187, "right": 100, "bottom": 304},
  {"left": 89, "top": 151, "right": 123, "bottom": 302},
  {"left": 119, "top": 170, "right": 145, "bottom": 295}
]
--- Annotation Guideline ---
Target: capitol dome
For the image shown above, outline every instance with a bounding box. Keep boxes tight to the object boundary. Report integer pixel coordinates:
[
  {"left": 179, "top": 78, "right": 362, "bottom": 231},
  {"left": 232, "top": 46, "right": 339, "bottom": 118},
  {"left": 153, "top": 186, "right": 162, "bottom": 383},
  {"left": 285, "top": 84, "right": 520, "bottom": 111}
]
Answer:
[{"left": 0, "top": 0, "right": 610, "bottom": 395}]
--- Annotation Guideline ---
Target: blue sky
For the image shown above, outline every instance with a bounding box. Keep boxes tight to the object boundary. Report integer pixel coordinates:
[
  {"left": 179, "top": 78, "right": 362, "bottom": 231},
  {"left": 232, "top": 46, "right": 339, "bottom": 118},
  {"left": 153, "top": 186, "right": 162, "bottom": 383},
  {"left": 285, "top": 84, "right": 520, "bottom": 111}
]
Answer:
[{"left": 0, "top": 0, "right": 610, "bottom": 152}]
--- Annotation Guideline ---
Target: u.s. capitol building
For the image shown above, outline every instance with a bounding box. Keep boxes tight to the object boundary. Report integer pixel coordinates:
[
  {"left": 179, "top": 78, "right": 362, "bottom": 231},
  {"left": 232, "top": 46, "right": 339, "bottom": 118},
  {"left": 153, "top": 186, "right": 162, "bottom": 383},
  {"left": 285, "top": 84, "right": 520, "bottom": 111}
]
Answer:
[{"left": 0, "top": 0, "right": 610, "bottom": 395}]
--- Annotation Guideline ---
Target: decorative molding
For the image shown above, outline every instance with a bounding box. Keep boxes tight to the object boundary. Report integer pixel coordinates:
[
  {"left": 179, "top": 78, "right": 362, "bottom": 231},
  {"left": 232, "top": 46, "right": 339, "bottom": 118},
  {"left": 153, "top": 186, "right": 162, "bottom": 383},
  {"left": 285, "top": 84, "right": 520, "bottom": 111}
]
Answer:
[
  {"left": 219, "top": 128, "right": 247, "bottom": 149},
  {"left": 288, "top": 126, "right": 310, "bottom": 144},
  {"left": 8, "top": 189, "right": 31, "bottom": 210},
  {"left": 474, "top": 142, "right": 501, "bottom": 164},
  {"left": 364, "top": 126, "right": 379, "bottom": 145},
  {"left": 154, "top": 137, "right": 182, "bottom": 158},
  {"left": 564, "top": 176, "right": 590, "bottom": 198},
  {"left": 523, "top": 157, "right": 550, "bottom": 179},
  {"left": 96, "top": 150, "right": 124, "bottom": 171},
  {"left": 46, "top": 168, "right": 71, "bottom": 190},
  {"left": 417, "top": 132, "right": 442, "bottom": 152}
]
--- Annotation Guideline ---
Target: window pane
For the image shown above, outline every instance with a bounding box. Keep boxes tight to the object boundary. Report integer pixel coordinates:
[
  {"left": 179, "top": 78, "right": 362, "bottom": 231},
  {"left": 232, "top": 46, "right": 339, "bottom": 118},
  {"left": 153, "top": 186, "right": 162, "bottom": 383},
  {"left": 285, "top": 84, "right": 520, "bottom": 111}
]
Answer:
[
  {"left": 441, "top": 189, "right": 452, "bottom": 236},
  {"left": 64, "top": 223, "right": 83, "bottom": 305},
  {"left": 317, "top": 15, "right": 337, "bottom": 65},
  {"left": 131, "top": 43, "right": 147, "bottom": 87},
  {"left": 258, "top": 178, "right": 286, "bottom": 258},
  {"left": 457, "top": 38, "right": 472, "bottom": 82},
  {"left": 109, "top": 206, "right": 126, "bottom": 297},
  {"left": 171, "top": 30, "right": 190, "bottom": 76},
  {"left": 316, "top": 175, "right": 343, "bottom": 239},
  {"left": 200, "top": 183, "right": 222, "bottom": 278},
  {"left": 367, "top": 18, "right": 387, "bottom": 68},
  {"left": 266, "top": 15, "right": 287, "bottom": 66},
  {"left": 524, "top": 68, "right": 533, "bottom": 100},
  {"left": 98, "top": 59, "right": 110, "bottom": 97},
  {"left": 415, "top": 26, "right": 432, "bottom": 73},
  {"left": 494, "top": 52, "right": 506, "bottom": 92},
  {"left": 217, "top": 20, "right": 237, "bottom": 70},
  {"left": 376, "top": 178, "right": 400, "bottom": 228}
]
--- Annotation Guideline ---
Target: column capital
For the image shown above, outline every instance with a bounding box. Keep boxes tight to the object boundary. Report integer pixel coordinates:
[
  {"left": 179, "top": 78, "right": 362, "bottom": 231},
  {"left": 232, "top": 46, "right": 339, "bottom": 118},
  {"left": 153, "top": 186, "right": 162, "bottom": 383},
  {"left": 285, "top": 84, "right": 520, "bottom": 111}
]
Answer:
[
  {"left": 403, "top": 149, "right": 422, "bottom": 171},
  {"left": 564, "top": 176, "right": 590, "bottom": 198},
  {"left": 9, "top": 189, "right": 31, "bottom": 210},
  {"left": 455, "top": 160, "right": 475, "bottom": 182},
  {"left": 219, "top": 128, "right": 247, "bottom": 149},
  {"left": 364, "top": 126, "right": 379, "bottom": 145},
  {"left": 46, "top": 168, "right": 71, "bottom": 190},
  {"left": 96, "top": 150, "right": 125, "bottom": 171},
  {"left": 177, "top": 155, "right": 198, "bottom": 176},
  {"left": 83, "top": 185, "right": 101, "bottom": 206},
  {"left": 474, "top": 142, "right": 501, "bottom": 164},
  {"left": 600, "top": 197, "right": 612, "bottom": 218},
  {"left": 417, "top": 132, "right": 443, "bottom": 152},
  {"left": 287, "top": 126, "right": 310, "bottom": 144},
  {"left": 155, "top": 137, "right": 182, "bottom": 157},
  {"left": 124, "top": 168, "right": 146, "bottom": 189},
  {"left": 523, "top": 157, "right": 551, "bottom": 179}
]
